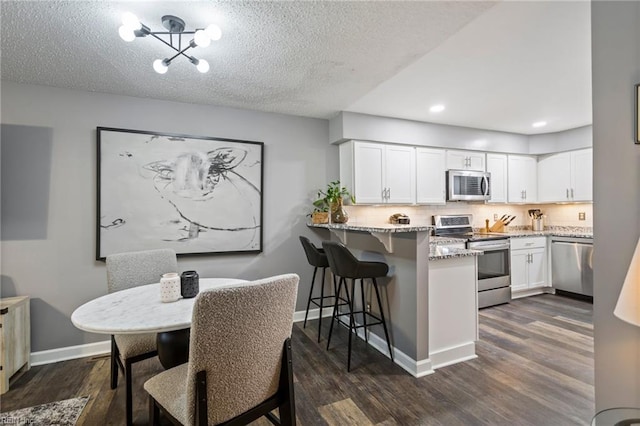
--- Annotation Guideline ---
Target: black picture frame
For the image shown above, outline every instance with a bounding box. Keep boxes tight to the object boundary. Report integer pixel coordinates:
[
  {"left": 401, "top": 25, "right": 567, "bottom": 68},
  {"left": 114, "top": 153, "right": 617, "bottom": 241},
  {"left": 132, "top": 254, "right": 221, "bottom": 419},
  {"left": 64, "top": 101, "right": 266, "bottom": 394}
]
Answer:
[
  {"left": 636, "top": 84, "right": 640, "bottom": 144},
  {"left": 96, "top": 127, "right": 263, "bottom": 260}
]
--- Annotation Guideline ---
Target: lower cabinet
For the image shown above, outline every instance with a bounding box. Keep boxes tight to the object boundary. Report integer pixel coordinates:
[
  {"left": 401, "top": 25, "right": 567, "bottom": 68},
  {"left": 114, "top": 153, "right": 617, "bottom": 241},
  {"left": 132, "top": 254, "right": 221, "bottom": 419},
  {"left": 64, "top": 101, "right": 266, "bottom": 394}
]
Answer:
[{"left": 510, "top": 237, "right": 547, "bottom": 293}]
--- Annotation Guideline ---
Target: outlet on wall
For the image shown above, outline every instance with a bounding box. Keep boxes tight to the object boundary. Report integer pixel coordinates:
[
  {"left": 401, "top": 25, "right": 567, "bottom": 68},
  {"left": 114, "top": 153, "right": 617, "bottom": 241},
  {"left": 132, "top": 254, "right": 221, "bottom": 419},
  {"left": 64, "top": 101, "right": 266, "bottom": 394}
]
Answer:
[
  {"left": 494, "top": 214, "right": 498, "bottom": 220},
  {"left": 578, "top": 212, "right": 586, "bottom": 220}
]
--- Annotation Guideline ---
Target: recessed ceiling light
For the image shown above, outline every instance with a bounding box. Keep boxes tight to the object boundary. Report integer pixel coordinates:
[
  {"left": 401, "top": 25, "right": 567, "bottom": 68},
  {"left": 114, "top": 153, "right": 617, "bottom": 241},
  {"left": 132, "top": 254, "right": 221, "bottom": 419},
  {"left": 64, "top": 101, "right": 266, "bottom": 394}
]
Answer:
[
  {"left": 430, "top": 104, "right": 445, "bottom": 113},
  {"left": 532, "top": 121, "right": 547, "bottom": 128}
]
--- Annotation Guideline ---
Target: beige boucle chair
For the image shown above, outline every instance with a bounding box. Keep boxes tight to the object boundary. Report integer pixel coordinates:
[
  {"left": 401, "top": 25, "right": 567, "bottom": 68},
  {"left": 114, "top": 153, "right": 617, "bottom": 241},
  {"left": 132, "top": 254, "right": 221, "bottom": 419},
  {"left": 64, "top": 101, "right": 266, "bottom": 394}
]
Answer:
[
  {"left": 106, "top": 248, "right": 178, "bottom": 426},
  {"left": 144, "top": 273, "right": 299, "bottom": 426}
]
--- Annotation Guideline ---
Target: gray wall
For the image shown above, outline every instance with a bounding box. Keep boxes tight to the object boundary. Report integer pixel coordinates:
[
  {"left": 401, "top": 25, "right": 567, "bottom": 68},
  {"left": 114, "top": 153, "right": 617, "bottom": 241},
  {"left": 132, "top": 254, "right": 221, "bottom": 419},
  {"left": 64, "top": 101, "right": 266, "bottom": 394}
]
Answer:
[
  {"left": 330, "top": 111, "right": 530, "bottom": 153},
  {"left": 0, "top": 81, "right": 336, "bottom": 352},
  {"left": 330, "top": 111, "right": 592, "bottom": 154},
  {"left": 592, "top": 1, "right": 640, "bottom": 411},
  {"left": 528, "top": 125, "right": 593, "bottom": 154}
]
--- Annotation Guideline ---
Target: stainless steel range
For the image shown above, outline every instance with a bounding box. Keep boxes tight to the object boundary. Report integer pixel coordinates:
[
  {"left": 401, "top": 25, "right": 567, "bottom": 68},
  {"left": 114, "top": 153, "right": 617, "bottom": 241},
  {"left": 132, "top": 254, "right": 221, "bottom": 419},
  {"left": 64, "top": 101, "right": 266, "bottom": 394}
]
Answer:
[{"left": 433, "top": 214, "right": 511, "bottom": 308}]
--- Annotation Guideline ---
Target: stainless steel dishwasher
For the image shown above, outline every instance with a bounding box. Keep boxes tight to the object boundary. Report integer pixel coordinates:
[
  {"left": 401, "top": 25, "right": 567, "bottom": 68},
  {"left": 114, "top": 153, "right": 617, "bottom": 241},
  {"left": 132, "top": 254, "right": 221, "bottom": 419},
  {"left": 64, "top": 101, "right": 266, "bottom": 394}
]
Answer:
[{"left": 551, "top": 236, "right": 594, "bottom": 297}]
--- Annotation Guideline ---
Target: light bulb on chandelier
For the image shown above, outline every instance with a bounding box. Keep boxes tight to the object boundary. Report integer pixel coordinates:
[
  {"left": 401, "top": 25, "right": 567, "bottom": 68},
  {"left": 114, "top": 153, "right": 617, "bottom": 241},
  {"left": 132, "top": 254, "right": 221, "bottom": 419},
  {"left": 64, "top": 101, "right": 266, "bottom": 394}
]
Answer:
[
  {"left": 118, "top": 13, "right": 221, "bottom": 74},
  {"left": 153, "top": 59, "right": 170, "bottom": 74}
]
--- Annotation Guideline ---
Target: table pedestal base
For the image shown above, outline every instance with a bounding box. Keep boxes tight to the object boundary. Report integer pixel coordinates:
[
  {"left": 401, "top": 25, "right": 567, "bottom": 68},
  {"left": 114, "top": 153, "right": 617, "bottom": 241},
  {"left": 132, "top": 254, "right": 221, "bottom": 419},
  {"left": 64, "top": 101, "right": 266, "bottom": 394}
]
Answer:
[{"left": 157, "top": 328, "right": 190, "bottom": 369}]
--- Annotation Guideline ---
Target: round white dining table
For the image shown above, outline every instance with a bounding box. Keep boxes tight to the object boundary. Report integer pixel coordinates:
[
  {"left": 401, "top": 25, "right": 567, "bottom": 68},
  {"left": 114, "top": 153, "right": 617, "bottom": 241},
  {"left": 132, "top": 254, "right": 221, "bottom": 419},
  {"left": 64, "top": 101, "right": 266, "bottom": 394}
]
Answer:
[
  {"left": 71, "top": 278, "right": 248, "bottom": 334},
  {"left": 71, "top": 278, "right": 248, "bottom": 369}
]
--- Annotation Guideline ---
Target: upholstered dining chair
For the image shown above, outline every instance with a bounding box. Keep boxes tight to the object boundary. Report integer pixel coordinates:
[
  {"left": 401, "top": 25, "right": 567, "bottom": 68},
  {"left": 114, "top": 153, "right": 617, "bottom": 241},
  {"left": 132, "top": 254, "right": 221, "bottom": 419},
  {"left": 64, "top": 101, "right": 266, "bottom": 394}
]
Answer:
[
  {"left": 144, "top": 273, "right": 299, "bottom": 426},
  {"left": 106, "top": 248, "right": 178, "bottom": 426}
]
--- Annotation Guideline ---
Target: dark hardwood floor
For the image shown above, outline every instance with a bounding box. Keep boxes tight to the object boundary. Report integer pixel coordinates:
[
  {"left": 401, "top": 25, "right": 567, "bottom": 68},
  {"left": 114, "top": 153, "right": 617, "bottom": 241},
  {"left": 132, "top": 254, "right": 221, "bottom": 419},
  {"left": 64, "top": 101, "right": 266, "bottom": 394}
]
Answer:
[{"left": 1, "top": 294, "right": 594, "bottom": 425}]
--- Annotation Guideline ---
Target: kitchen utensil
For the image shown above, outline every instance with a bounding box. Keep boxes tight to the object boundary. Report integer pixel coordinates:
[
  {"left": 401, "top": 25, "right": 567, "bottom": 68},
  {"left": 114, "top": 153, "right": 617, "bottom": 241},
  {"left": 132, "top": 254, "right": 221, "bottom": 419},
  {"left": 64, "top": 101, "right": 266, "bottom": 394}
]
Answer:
[{"left": 504, "top": 215, "right": 516, "bottom": 226}]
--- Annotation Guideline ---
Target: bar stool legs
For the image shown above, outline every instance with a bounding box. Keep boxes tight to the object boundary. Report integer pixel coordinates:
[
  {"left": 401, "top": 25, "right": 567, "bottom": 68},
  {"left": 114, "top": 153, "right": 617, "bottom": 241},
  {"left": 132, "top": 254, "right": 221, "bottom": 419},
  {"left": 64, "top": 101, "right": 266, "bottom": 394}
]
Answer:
[
  {"left": 303, "top": 266, "right": 328, "bottom": 342},
  {"left": 327, "top": 276, "right": 393, "bottom": 372}
]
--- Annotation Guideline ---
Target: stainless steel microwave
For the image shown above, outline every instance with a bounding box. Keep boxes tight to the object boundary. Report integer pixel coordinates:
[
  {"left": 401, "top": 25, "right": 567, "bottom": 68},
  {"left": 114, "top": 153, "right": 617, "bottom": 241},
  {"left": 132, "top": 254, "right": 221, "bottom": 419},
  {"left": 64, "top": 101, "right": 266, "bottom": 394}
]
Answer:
[{"left": 446, "top": 170, "right": 491, "bottom": 201}]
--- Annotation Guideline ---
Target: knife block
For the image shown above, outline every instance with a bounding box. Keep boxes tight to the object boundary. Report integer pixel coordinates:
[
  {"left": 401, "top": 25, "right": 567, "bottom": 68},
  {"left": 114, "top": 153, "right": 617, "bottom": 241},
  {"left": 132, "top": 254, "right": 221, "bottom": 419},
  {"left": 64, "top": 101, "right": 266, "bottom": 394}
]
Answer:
[{"left": 489, "top": 220, "right": 506, "bottom": 233}]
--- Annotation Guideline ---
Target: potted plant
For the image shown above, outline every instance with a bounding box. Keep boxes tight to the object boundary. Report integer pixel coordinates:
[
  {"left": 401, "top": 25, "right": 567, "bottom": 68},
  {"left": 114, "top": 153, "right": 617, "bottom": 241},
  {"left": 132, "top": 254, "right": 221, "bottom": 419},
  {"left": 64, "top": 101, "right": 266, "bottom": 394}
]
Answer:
[
  {"left": 310, "top": 196, "right": 330, "bottom": 224},
  {"left": 313, "top": 180, "right": 355, "bottom": 224}
]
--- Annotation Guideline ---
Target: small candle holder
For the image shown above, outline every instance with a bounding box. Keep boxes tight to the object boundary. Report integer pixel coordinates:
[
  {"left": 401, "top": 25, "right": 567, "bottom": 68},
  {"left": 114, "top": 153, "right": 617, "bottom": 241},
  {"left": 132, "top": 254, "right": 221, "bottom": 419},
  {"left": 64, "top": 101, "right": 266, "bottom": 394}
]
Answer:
[{"left": 180, "top": 270, "right": 199, "bottom": 298}]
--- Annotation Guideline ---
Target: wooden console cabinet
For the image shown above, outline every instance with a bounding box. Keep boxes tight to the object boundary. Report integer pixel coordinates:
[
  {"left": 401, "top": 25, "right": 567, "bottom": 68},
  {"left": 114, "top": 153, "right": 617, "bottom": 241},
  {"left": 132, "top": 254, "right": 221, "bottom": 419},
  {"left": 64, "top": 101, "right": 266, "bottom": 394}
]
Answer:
[{"left": 1, "top": 296, "right": 30, "bottom": 394}]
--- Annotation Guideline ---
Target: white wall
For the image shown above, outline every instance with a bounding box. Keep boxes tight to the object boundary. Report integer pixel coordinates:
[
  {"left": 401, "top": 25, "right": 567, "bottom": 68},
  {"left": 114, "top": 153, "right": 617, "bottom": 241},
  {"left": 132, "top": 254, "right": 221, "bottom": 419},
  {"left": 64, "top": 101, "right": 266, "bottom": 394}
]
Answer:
[
  {"left": 592, "top": 1, "right": 640, "bottom": 411},
  {"left": 0, "top": 81, "right": 336, "bottom": 352}
]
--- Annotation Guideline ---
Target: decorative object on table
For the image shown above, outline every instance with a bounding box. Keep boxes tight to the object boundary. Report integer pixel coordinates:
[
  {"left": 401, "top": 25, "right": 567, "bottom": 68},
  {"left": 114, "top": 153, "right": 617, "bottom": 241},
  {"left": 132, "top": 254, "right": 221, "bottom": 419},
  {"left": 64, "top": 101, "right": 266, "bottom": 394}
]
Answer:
[
  {"left": 0, "top": 396, "right": 89, "bottom": 426},
  {"left": 389, "top": 213, "right": 410, "bottom": 224},
  {"left": 180, "top": 270, "right": 200, "bottom": 298},
  {"left": 117, "top": 12, "right": 222, "bottom": 74},
  {"left": 96, "top": 127, "right": 263, "bottom": 259},
  {"left": 635, "top": 83, "right": 639, "bottom": 144},
  {"left": 313, "top": 180, "right": 354, "bottom": 224},
  {"left": 160, "top": 272, "right": 181, "bottom": 303}
]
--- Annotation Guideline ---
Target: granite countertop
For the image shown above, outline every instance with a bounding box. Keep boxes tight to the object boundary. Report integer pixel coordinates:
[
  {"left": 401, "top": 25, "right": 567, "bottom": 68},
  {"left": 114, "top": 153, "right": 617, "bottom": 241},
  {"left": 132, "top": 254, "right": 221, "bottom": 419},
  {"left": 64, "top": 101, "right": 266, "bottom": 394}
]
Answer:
[
  {"left": 308, "top": 222, "right": 433, "bottom": 233},
  {"left": 430, "top": 236, "right": 468, "bottom": 245},
  {"left": 429, "top": 245, "right": 484, "bottom": 261}
]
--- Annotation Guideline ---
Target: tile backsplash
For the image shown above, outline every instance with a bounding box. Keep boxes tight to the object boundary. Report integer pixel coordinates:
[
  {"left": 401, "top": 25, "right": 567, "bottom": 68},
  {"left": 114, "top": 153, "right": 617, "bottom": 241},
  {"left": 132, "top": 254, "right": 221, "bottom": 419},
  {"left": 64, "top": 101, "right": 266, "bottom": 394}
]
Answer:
[{"left": 343, "top": 202, "right": 593, "bottom": 229}]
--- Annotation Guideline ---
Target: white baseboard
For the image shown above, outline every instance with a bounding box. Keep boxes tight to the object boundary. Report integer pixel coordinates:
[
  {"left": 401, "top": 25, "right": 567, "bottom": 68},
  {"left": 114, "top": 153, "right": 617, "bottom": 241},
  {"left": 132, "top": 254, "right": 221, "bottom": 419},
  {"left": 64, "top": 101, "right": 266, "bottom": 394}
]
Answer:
[
  {"left": 30, "top": 340, "right": 111, "bottom": 366},
  {"left": 292, "top": 306, "right": 334, "bottom": 323},
  {"left": 512, "top": 287, "right": 550, "bottom": 299},
  {"left": 30, "top": 307, "right": 332, "bottom": 367},
  {"left": 429, "top": 342, "right": 477, "bottom": 370},
  {"left": 31, "top": 307, "right": 469, "bottom": 376},
  {"left": 346, "top": 318, "right": 434, "bottom": 378}
]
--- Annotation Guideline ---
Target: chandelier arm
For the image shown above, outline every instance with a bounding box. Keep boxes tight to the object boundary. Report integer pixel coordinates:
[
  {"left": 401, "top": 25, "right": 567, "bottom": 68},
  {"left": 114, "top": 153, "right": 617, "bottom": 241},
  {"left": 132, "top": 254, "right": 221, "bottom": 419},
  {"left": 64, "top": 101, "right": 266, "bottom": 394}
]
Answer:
[
  {"left": 148, "top": 33, "right": 183, "bottom": 54},
  {"left": 146, "top": 31, "right": 196, "bottom": 35}
]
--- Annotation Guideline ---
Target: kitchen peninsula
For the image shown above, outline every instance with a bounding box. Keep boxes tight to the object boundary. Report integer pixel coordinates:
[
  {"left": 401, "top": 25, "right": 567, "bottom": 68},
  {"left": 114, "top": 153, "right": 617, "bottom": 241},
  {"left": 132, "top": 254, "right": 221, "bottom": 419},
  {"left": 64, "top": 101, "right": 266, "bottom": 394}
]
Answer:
[{"left": 308, "top": 222, "right": 482, "bottom": 377}]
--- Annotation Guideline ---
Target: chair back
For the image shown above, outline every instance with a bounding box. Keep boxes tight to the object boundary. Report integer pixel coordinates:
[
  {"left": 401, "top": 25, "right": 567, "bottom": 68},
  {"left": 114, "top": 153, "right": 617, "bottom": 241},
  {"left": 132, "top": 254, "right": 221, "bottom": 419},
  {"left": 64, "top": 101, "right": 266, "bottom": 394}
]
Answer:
[
  {"left": 106, "top": 248, "right": 178, "bottom": 293},
  {"left": 299, "top": 236, "right": 329, "bottom": 268},
  {"left": 322, "top": 240, "right": 362, "bottom": 278},
  {"left": 185, "top": 273, "right": 299, "bottom": 425}
]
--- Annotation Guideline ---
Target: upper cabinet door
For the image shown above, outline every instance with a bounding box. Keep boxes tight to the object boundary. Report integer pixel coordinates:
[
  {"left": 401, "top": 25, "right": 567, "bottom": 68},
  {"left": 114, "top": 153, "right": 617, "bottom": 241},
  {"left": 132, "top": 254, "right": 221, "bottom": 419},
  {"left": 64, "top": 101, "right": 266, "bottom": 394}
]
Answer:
[
  {"left": 446, "top": 150, "right": 485, "bottom": 171},
  {"left": 486, "top": 153, "right": 507, "bottom": 203},
  {"left": 342, "top": 141, "right": 415, "bottom": 204},
  {"left": 536, "top": 148, "right": 592, "bottom": 202},
  {"left": 570, "top": 149, "right": 593, "bottom": 201},
  {"left": 353, "top": 142, "right": 385, "bottom": 203},
  {"left": 416, "top": 147, "right": 446, "bottom": 204},
  {"left": 538, "top": 152, "right": 571, "bottom": 202},
  {"left": 385, "top": 145, "right": 416, "bottom": 204},
  {"left": 508, "top": 155, "right": 537, "bottom": 203}
]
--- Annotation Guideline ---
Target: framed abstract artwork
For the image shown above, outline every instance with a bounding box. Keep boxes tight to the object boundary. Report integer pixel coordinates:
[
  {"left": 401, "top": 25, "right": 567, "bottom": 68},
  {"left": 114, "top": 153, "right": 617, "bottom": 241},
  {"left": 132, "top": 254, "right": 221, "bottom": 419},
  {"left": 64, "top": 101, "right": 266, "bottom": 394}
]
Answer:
[{"left": 96, "top": 127, "right": 263, "bottom": 259}]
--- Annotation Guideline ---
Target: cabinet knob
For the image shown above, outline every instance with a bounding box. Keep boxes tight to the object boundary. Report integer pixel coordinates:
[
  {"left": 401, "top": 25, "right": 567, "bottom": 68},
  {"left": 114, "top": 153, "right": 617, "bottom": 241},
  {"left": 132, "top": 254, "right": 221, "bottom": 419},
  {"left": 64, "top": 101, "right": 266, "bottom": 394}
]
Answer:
[{"left": 571, "top": 188, "right": 574, "bottom": 198}]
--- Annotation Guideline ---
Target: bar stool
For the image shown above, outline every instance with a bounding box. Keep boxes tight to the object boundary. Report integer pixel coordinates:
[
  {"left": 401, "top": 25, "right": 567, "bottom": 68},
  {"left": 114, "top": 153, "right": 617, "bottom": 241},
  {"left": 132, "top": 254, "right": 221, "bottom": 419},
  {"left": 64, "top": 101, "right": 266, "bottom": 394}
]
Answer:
[
  {"left": 322, "top": 240, "right": 393, "bottom": 372},
  {"left": 299, "top": 236, "right": 341, "bottom": 342}
]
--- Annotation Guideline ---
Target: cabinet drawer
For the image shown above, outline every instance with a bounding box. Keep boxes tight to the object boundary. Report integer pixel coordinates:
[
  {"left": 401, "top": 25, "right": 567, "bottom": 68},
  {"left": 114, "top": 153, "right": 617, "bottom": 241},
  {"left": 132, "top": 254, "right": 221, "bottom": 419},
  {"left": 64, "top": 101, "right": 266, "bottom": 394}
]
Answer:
[{"left": 510, "top": 237, "right": 546, "bottom": 250}]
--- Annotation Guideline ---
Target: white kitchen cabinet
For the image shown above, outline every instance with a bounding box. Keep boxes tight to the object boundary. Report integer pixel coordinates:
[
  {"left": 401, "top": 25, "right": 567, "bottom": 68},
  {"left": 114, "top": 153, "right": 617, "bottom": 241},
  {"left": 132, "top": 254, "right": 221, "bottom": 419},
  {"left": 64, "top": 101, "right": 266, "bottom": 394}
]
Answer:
[
  {"left": 340, "top": 141, "right": 415, "bottom": 204},
  {"left": 537, "top": 148, "right": 592, "bottom": 202},
  {"left": 446, "top": 150, "right": 485, "bottom": 171},
  {"left": 416, "top": 147, "right": 446, "bottom": 204},
  {"left": 507, "top": 155, "right": 537, "bottom": 203},
  {"left": 510, "top": 237, "right": 547, "bottom": 293},
  {"left": 486, "top": 153, "right": 507, "bottom": 203}
]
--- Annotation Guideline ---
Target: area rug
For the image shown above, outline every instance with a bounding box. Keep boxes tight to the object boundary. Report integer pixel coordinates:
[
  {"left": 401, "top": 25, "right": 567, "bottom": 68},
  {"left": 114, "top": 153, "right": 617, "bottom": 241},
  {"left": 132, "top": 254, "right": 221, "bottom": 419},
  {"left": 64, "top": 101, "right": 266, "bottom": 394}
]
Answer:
[{"left": 0, "top": 396, "right": 89, "bottom": 426}]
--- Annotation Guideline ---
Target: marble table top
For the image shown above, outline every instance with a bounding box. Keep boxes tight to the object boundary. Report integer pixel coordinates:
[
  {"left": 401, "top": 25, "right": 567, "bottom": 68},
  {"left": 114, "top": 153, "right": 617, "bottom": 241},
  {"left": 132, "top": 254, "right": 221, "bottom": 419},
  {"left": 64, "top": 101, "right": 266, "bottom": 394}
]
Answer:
[{"left": 71, "top": 278, "right": 247, "bottom": 335}]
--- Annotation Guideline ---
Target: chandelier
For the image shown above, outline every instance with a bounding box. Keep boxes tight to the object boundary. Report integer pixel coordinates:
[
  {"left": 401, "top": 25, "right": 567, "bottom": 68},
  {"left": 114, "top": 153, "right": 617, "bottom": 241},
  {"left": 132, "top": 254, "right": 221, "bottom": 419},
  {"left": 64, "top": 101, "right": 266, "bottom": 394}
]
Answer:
[{"left": 118, "top": 12, "right": 222, "bottom": 74}]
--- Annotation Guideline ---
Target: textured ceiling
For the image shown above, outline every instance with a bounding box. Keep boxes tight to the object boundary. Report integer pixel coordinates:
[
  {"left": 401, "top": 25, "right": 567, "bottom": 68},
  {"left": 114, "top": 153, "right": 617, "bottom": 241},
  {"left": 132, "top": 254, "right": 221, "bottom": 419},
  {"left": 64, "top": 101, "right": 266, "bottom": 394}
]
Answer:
[
  {"left": 0, "top": 1, "right": 495, "bottom": 119},
  {"left": 1, "top": 1, "right": 592, "bottom": 135}
]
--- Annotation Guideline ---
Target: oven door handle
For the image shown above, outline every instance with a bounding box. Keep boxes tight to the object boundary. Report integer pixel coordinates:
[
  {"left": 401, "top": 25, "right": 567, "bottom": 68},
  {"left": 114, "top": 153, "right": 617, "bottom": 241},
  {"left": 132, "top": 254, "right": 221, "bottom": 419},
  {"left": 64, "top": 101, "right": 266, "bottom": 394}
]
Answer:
[{"left": 470, "top": 243, "right": 510, "bottom": 251}]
